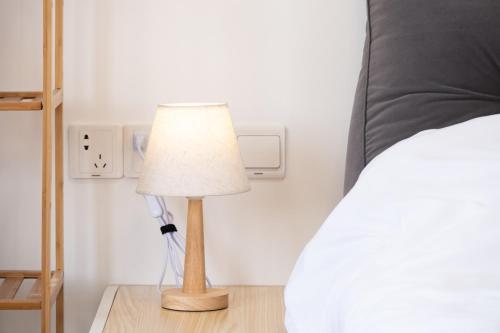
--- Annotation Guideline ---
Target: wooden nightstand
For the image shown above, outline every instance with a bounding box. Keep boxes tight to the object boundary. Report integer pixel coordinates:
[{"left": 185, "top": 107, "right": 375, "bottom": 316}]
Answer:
[{"left": 90, "top": 285, "right": 285, "bottom": 333}]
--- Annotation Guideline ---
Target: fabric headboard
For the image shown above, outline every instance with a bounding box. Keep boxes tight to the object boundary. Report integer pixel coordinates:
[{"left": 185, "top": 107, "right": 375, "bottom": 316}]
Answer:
[{"left": 344, "top": 0, "right": 500, "bottom": 194}]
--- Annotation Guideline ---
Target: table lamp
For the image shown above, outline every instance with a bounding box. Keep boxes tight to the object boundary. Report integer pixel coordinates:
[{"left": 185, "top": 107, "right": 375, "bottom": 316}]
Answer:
[{"left": 137, "top": 103, "right": 250, "bottom": 311}]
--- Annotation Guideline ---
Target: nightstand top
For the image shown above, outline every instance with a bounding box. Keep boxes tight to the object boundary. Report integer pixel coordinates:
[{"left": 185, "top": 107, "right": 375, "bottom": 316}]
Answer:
[{"left": 90, "top": 285, "right": 285, "bottom": 333}]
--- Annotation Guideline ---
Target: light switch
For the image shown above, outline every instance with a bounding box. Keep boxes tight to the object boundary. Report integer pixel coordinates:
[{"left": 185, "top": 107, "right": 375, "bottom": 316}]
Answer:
[
  {"left": 238, "top": 135, "right": 281, "bottom": 168},
  {"left": 236, "top": 125, "right": 285, "bottom": 179}
]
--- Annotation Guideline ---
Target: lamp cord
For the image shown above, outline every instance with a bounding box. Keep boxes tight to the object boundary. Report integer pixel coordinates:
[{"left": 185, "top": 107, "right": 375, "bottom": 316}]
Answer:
[{"left": 134, "top": 134, "right": 212, "bottom": 292}]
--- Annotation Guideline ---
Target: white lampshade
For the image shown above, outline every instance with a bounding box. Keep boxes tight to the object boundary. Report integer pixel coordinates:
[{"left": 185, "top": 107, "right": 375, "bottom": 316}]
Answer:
[{"left": 137, "top": 103, "right": 250, "bottom": 197}]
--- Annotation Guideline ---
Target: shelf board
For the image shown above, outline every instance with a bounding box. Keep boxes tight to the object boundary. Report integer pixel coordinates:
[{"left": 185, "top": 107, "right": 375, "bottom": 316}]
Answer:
[
  {"left": 0, "top": 89, "right": 63, "bottom": 111},
  {"left": 0, "top": 270, "right": 64, "bottom": 310}
]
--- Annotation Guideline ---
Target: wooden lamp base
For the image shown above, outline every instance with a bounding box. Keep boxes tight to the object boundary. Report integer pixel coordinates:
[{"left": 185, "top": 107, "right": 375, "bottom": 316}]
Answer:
[
  {"left": 161, "top": 198, "right": 228, "bottom": 312},
  {"left": 161, "top": 288, "right": 228, "bottom": 311}
]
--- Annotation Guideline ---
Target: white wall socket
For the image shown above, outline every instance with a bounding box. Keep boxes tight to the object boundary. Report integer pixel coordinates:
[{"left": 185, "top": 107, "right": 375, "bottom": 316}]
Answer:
[
  {"left": 123, "top": 125, "right": 151, "bottom": 178},
  {"left": 69, "top": 125, "right": 123, "bottom": 178}
]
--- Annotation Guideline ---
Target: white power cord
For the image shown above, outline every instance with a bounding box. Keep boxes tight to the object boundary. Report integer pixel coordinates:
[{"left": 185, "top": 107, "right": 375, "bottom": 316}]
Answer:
[{"left": 134, "top": 133, "right": 212, "bottom": 292}]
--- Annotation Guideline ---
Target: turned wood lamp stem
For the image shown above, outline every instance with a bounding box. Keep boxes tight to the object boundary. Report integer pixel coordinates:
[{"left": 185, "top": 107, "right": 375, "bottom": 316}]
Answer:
[
  {"left": 161, "top": 198, "right": 229, "bottom": 311},
  {"left": 183, "top": 198, "right": 206, "bottom": 294}
]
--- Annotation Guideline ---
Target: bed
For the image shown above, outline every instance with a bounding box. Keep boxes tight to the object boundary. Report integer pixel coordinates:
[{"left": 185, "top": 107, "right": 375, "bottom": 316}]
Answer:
[{"left": 285, "top": 1, "right": 500, "bottom": 332}]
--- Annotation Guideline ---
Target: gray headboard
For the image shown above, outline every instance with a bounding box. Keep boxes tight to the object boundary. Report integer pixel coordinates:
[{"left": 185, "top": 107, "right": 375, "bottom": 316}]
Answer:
[{"left": 344, "top": 0, "right": 500, "bottom": 194}]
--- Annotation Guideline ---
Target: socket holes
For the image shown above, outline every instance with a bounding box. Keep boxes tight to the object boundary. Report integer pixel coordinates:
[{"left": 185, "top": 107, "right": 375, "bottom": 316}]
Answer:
[
  {"left": 83, "top": 134, "right": 90, "bottom": 151},
  {"left": 94, "top": 162, "right": 107, "bottom": 169}
]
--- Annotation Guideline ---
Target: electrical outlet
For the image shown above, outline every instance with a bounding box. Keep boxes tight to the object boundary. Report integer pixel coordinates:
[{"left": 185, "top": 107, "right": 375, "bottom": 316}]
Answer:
[
  {"left": 124, "top": 125, "right": 151, "bottom": 178},
  {"left": 69, "top": 125, "right": 123, "bottom": 178}
]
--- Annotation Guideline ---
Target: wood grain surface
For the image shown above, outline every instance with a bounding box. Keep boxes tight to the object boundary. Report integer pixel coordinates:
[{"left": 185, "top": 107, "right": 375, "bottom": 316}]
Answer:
[{"left": 102, "top": 285, "right": 285, "bottom": 333}]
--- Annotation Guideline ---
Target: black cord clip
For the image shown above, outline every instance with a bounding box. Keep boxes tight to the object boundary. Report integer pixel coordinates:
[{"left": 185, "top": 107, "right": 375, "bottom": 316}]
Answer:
[{"left": 160, "top": 224, "right": 178, "bottom": 235}]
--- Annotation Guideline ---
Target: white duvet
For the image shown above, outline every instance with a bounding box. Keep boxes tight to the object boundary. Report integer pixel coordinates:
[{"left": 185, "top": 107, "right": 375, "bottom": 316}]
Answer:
[{"left": 285, "top": 115, "right": 500, "bottom": 333}]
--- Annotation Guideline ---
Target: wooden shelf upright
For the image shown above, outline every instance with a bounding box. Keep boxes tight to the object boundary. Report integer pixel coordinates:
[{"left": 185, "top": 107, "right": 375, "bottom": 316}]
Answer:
[{"left": 0, "top": 0, "right": 64, "bottom": 332}]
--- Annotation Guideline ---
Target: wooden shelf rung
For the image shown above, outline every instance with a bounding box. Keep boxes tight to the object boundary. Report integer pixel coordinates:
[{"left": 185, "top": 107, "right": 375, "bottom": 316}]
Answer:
[
  {"left": 0, "top": 270, "right": 41, "bottom": 279},
  {"left": 0, "top": 90, "right": 63, "bottom": 111},
  {"left": 0, "top": 277, "right": 23, "bottom": 299},
  {"left": 0, "top": 298, "right": 41, "bottom": 310},
  {"left": 0, "top": 91, "right": 43, "bottom": 111}
]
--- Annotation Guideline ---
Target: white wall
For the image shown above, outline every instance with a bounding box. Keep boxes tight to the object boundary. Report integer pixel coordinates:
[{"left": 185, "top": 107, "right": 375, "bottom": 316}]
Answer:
[{"left": 0, "top": 0, "right": 366, "bottom": 331}]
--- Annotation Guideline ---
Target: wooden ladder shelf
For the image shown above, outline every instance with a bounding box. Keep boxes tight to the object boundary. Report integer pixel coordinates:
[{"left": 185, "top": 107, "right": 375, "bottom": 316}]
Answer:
[{"left": 0, "top": 0, "right": 64, "bottom": 332}]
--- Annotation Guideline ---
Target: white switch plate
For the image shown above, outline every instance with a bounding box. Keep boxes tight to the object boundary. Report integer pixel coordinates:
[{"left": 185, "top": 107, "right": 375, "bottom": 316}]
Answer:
[
  {"left": 123, "top": 125, "right": 151, "bottom": 178},
  {"left": 238, "top": 135, "right": 281, "bottom": 168},
  {"left": 69, "top": 125, "right": 123, "bottom": 179},
  {"left": 236, "top": 125, "right": 286, "bottom": 179},
  {"left": 122, "top": 124, "right": 286, "bottom": 180}
]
